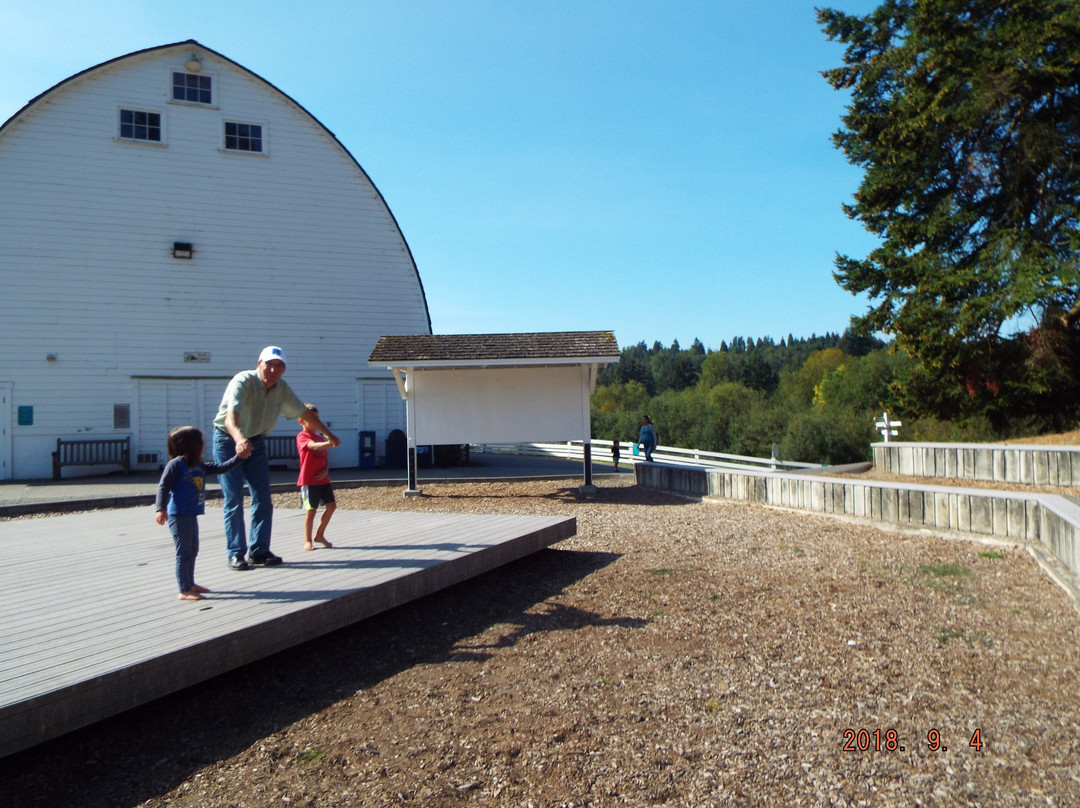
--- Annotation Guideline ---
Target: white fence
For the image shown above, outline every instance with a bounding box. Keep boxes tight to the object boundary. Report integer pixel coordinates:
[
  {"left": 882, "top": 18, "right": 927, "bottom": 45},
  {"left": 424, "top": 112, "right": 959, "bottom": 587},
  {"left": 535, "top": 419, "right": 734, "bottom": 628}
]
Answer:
[{"left": 471, "top": 440, "right": 824, "bottom": 473}]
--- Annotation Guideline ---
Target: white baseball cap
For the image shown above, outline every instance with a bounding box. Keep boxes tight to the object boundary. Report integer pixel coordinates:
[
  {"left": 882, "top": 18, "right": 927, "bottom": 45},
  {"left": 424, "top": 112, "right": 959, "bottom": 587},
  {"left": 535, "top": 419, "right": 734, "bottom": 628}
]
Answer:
[{"left": 258, "top": 345, "right": 287, "bottom": 365}]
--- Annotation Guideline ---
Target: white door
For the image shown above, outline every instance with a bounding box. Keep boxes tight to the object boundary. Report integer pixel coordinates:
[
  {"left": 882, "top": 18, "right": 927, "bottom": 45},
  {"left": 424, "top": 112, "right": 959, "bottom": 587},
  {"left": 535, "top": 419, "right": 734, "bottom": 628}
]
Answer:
[
  {"left": 0, "top": 383, "right": 11, "bottom": 481},
  {"left": 134, "top": 378, "right": 231, "bottom": 468},
  {"left": 134, "top": 380, "right": 201, "bottom": 469},
  {"left": 203, "top": 382, "right": 227, "bottom": 439},
  {"left": 358, "top": 379, "right": 406, "bottom": 462}
]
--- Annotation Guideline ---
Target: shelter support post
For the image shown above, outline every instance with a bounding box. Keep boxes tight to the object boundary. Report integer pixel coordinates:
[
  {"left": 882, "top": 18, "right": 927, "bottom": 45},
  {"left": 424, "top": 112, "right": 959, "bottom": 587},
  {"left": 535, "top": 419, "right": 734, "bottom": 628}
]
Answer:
[
  {"left": 406, "top": 446, "right": 420, "bottom": 496},
  {"left": 578, "top": 363, "right": 598, "bottom": 494},
  {"left": 403, "top": 369, "right": 422, "bottom": 496}
]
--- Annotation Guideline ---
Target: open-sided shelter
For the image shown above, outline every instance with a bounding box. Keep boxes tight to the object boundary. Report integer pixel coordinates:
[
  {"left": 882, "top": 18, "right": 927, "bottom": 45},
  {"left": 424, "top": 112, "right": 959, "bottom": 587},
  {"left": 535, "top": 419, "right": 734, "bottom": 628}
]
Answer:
[{"left": 369, "top": 331, "right": 620, "bottom": 492}]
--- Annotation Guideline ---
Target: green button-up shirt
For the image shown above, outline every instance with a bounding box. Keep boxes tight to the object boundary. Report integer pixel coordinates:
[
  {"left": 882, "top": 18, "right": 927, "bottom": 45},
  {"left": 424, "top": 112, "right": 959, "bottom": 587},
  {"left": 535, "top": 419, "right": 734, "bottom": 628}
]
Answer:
[{"left": 213, "top": 369, "right": 307, "bottom": 438}]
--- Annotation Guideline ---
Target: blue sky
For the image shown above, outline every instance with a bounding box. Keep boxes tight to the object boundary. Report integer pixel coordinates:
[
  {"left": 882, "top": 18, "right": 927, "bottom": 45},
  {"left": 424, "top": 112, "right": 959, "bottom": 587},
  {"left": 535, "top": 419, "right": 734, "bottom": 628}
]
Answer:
[{"left": 2, "top": 0, "right": 882, "bottom": 351}]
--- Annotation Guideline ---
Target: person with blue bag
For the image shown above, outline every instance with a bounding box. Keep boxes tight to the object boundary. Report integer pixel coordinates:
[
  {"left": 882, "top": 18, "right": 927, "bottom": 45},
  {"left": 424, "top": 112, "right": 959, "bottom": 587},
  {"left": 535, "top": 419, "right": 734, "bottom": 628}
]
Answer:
[{"left": 638, "top": 415, "right": 658, "bottom": 462}]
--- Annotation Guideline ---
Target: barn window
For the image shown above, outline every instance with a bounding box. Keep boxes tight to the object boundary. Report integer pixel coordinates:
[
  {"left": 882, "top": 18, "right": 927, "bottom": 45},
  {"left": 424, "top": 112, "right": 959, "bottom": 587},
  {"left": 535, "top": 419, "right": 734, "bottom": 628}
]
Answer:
[
  {"left": 119, "top": 109, "right": 161, "bottom": 142},
  {"left": 172, "top": 71, "right": 212, "bottom": 104},
  {"left": 224, "top": 121, "right": 263, "bottom": 153}
]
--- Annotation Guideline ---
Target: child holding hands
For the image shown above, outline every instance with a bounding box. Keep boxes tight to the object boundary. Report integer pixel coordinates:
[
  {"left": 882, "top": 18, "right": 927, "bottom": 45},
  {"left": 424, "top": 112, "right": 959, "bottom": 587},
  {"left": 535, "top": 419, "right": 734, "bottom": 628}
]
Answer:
[
  {"left": 155, "top": 425, "right": 247, "bottom": 600},
  {"left": 297, "top": 405, "right": 337, "bottom": 551}
]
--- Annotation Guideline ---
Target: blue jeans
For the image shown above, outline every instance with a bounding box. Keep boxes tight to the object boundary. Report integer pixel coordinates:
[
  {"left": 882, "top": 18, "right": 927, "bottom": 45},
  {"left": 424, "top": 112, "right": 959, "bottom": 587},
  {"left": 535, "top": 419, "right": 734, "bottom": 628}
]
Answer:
[{"left": 214, "top": 429, "right": 273, "bottom": 558}]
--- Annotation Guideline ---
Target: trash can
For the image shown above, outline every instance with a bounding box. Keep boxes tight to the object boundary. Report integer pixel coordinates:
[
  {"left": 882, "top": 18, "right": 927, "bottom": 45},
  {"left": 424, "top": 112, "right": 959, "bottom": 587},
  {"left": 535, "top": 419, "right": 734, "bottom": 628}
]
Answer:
[
  {"left": 385, "top": 429, "right": 407, "bottom": 469},
  {"left": 416, "top": 444, "right": 433, "bottom": 468},
  {"left": 359, "top": 430, "right": 376, "bottom": 469}
]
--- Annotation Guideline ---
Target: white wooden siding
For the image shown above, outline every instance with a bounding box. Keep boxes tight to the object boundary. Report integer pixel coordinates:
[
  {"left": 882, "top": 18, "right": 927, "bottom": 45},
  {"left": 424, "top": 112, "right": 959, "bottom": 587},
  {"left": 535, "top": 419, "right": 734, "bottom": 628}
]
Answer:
[{"left": 0, "top": 43, "right": 430, "bottom": 478}]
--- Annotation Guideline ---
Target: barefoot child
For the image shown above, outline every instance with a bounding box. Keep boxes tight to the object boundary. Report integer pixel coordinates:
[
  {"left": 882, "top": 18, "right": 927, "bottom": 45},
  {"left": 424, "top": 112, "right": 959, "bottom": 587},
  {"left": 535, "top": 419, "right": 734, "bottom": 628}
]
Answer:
[
  {"left": 155, "top": 426, "right": 246, "bottom": 601},
  {"left": 297, "top": 405, "right": 337, "bottom": 551}
]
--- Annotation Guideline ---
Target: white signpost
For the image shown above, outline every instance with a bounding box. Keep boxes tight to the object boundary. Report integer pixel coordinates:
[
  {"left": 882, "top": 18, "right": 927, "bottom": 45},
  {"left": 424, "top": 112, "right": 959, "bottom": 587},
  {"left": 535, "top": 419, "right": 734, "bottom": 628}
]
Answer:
[{"left": 875, "top": 412, "right": 901, "bottom": 443}]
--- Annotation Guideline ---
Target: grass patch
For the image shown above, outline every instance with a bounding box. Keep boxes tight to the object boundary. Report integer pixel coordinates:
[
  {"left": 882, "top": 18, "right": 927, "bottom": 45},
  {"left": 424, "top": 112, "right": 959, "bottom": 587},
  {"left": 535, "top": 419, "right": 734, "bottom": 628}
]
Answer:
[
  {"left": 979, "top": 550, "right": 1004, "bottom": 559},
  {"left": 297, "top": 747, "right": 326, "bottom": 763},
  {"left": 934, "top": 625, "right": 992, "bottom": 647},
  {"left": 646, "top": 568, "right": 675, "bottom": 577},
  {"left": 917, "top": 563, "right": 975, "bottom": 603},
  {"left": 919, "top": 563, "right": 973, "bottom": 578}
]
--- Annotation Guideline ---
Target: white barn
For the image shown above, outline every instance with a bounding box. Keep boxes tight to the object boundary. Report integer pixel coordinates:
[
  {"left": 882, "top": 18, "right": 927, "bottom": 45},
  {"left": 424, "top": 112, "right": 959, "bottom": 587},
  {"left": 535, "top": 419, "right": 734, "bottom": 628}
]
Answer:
[{"left": 0, "top": 40, "right": 430, "bottom": 480}]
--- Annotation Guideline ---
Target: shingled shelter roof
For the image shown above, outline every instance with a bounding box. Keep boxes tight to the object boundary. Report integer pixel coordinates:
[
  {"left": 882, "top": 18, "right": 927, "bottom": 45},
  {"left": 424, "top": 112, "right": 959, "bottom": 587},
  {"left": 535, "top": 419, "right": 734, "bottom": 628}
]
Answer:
[{"left": 369, "top": 331, "right": 620, "bottom": 366}]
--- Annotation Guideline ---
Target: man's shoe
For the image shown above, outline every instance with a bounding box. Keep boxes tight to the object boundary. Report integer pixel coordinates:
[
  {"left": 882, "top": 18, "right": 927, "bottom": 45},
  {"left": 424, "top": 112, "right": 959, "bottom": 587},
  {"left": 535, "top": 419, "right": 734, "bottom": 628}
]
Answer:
[
  {"left": 228, "top": 555, "right": 251, "bottom": 571},
  {"left": 247, "top": 551, "right": 283, "bottom": 566}
]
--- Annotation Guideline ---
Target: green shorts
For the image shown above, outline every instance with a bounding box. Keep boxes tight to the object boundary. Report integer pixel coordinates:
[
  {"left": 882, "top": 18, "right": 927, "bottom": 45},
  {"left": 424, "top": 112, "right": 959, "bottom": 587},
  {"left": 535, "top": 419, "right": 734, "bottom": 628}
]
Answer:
[{"left": 300, "top": 483, "right": 335, "bottom": 510}]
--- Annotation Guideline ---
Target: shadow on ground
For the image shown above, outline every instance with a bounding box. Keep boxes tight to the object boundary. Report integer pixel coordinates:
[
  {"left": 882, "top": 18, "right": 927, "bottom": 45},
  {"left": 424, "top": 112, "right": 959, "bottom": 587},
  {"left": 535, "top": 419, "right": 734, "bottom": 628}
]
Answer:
[
  {"left": 438, "top": 483, "right": 697, "bottom": 507},
  {"left": 0, "top": 547, "right": 622, "bottom": 808}
]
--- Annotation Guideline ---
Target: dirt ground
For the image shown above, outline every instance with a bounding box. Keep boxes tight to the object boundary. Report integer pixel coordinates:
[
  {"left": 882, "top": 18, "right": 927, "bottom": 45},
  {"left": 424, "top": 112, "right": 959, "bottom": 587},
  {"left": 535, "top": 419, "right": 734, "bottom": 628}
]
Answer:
[{"left": 2, "top": 478, "right": 1079, "bottom": 808}]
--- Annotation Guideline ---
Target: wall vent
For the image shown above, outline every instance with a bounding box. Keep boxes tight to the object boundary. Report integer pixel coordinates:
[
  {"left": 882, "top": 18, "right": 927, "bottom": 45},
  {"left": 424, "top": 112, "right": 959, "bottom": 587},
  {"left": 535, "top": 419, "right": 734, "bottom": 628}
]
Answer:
[{"left": 113, "top": 404, "right": 131, "bottom": 429}]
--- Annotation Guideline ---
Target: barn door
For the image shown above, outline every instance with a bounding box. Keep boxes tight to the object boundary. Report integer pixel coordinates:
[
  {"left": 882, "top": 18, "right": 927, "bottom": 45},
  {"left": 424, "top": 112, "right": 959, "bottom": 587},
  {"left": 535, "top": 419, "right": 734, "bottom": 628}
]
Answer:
[
  {"left": 358, "top": 379, "right": 406, "bottom": 465},
  {"left": 134, "top": 380, "right": 200, "bottom": 469}
]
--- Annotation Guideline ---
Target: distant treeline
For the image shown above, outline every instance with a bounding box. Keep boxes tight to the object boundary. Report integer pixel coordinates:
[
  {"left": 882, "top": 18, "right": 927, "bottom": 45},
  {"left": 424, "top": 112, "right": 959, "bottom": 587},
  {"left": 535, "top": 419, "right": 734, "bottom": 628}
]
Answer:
[{"left": 591, "top": 331, "right": 1060, "bottom": 465}]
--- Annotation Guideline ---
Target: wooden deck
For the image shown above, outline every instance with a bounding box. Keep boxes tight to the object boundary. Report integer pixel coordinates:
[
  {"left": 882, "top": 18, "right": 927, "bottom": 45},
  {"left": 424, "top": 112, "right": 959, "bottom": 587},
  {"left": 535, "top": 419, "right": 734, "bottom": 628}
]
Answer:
[{"left": 0, "top": 507, "right": 576, "bottom": 758}]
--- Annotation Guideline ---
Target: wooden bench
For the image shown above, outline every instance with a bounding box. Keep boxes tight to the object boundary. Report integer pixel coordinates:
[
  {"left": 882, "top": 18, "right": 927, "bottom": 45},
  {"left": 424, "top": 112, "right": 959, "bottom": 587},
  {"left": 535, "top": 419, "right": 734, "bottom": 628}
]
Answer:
[
  {"left": 266, "top": 435, "right": 298, "bottom": 466},
  {"left": 52, "top": 437, "right": 131, "bottom": 480}
]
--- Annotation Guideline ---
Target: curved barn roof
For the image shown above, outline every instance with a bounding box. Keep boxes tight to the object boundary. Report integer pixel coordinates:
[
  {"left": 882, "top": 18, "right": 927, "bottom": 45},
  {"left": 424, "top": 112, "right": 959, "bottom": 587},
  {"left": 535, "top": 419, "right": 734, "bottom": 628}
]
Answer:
[{"left": 1, "top": 39, "right": 430, "bottom": 332}]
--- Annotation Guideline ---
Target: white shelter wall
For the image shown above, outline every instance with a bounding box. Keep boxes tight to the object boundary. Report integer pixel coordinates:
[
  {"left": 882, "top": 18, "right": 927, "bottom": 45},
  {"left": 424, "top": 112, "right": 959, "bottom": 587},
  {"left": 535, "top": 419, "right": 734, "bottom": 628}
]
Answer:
[{"left": 411, "top": 366, "right": 587, "bottom": 445}]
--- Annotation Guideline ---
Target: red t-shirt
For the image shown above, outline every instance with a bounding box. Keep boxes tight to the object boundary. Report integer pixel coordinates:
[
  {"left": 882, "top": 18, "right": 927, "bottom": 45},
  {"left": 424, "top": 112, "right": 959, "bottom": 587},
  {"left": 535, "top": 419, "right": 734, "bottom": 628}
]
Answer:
[{"left": 296, "top": 430, "right": 329, "bottom": 486}]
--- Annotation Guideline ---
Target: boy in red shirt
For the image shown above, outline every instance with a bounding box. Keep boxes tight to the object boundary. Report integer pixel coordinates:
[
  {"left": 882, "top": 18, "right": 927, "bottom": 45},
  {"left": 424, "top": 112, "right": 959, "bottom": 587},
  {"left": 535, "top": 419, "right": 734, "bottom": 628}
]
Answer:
[{"left": 296, "top": 405, "right": 336, "bottom": 551}]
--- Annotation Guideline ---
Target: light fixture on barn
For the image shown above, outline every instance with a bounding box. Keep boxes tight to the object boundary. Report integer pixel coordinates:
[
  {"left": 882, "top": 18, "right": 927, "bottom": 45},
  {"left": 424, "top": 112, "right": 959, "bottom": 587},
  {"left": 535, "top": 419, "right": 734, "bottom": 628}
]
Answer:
[
  {"left": 173, "top": 242, "right": 193, "bottom": 259},
  {"left": 184, "top": 55, "right": 202, "bottom": 73}
]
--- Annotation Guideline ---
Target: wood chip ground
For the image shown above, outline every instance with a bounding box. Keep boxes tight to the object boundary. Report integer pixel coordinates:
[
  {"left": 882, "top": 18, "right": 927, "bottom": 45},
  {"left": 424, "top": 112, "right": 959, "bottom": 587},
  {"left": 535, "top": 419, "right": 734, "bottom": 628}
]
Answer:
[{"left": 1, "top": 478, "right": 1078, "bottom": 807}]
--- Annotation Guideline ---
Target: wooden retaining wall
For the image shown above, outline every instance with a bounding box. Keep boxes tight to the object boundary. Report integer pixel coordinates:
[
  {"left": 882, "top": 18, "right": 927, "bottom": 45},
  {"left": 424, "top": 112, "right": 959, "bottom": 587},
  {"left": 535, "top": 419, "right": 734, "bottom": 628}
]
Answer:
[
  {"left": 872, "top": 442, "right": 1080, "bottom": 486},
  {"left": 635, "top": 463, "right": 1080, "bottom": 595}
]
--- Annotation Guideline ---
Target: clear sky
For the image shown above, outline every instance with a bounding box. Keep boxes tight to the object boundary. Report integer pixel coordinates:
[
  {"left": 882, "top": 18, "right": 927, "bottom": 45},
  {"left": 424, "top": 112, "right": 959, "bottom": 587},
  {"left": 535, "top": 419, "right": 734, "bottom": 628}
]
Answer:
[{"left": 2, "top": 0, "right": 883, "bottom": 351}]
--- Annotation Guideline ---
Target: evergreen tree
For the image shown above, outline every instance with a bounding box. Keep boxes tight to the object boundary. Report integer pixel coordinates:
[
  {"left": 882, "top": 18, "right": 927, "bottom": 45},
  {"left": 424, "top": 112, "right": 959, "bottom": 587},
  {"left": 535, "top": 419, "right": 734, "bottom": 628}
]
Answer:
[{"left": 820, "top": 0, "right": 1080, "bottom": 415}]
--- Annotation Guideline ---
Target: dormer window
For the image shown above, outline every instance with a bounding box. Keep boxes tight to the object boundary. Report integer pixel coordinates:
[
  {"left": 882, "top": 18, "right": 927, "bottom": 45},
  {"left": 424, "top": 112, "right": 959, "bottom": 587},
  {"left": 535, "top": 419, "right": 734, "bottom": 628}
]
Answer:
[{"left": 172, "top": 71, "right": 212, "bottom": 104}]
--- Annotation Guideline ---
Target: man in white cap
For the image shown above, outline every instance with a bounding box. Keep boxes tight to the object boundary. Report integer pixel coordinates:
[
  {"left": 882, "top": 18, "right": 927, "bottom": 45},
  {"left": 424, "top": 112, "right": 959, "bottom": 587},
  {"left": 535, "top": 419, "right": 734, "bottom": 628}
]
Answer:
[{"left": 213, "top": 346, "right": 340, "bottom": 570}]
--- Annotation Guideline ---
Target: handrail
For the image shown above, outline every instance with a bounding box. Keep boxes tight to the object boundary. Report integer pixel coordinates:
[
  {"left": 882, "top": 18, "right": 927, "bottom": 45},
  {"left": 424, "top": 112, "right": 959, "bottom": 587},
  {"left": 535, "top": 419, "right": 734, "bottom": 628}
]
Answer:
[{"left": 471, "top": 440, "right": 824, "bottom": 472}]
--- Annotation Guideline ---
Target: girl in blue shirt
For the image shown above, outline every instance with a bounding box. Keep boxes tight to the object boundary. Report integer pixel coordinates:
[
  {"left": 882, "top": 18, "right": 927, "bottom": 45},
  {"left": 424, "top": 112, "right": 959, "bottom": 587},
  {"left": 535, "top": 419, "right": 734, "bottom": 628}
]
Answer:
[{"left": 155, "top": 426, "right": 244, "bottom": 600}]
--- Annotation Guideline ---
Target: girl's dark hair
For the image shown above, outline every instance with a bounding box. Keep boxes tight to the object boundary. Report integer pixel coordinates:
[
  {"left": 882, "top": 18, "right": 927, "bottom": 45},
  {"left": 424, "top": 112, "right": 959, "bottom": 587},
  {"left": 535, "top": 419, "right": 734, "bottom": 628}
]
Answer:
[{"left": 167, "top": 425, "right": 204, "bottom": 463}]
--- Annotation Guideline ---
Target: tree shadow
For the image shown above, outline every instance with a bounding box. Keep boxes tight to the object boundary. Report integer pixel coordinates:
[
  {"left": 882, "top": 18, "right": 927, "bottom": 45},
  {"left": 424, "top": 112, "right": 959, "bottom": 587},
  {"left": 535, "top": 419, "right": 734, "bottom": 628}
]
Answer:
[{"left": 0, "top": 547, "right": 625, "bottom": 808}]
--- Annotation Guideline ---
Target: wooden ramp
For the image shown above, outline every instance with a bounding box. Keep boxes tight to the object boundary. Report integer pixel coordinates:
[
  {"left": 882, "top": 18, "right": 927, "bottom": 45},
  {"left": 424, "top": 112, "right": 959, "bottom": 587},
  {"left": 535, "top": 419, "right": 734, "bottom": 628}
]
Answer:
[{"left": 0, "top": 508, "right": 575, "bottom": 758}]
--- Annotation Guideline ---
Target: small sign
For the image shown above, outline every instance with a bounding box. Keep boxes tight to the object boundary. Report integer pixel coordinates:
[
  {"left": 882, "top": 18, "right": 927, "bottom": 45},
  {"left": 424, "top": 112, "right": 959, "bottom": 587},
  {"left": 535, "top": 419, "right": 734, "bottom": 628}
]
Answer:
[
  {"left": 17, "top": 405, "right": 33, "bottom": 426},
  {"left": 184, "top": 352, "right": 211, "bottom": 363},
  {"left": 875, "top": 411, "right": 901, "bottom": 443}
]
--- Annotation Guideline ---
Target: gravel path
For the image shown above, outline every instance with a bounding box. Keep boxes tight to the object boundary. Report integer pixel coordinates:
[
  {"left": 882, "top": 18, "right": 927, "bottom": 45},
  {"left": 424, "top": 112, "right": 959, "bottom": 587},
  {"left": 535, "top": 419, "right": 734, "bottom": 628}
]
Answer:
[{"left": 2, "top": 478, "right": 1079, "bottom": 807}]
